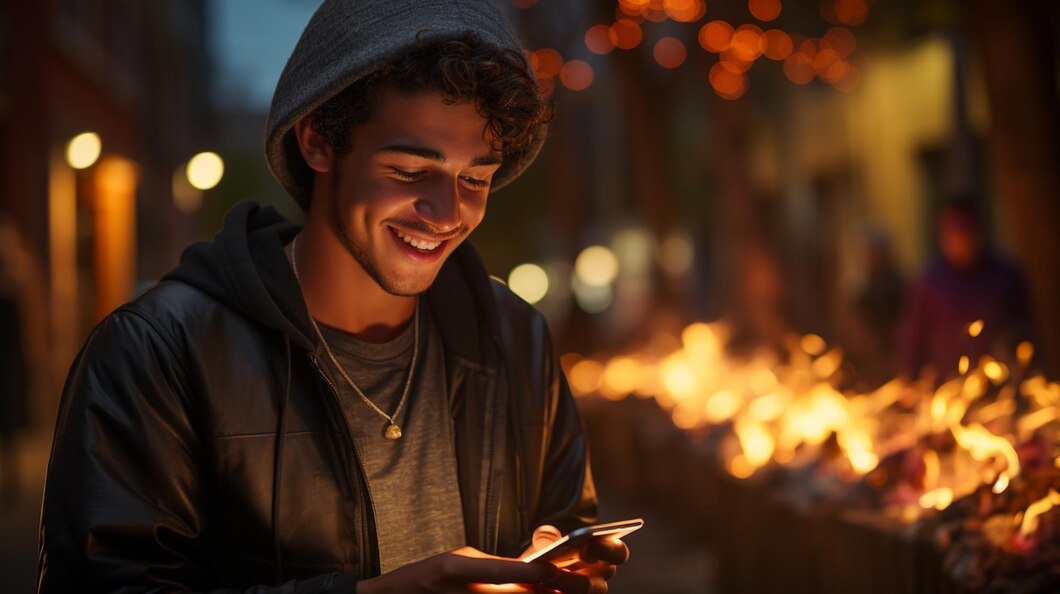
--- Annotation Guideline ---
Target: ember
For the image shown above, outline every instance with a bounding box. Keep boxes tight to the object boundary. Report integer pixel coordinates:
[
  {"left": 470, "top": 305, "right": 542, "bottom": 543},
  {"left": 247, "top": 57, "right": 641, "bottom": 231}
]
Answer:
[{"left": 567, "top": 321, "right": 1059, "bottom": 592}]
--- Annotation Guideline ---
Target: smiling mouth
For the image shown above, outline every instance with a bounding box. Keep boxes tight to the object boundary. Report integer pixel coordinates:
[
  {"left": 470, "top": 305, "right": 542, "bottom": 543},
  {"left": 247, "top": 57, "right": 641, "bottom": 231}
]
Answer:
[{"left": 387, "top": 225, "right": 450, "bottom": 252}]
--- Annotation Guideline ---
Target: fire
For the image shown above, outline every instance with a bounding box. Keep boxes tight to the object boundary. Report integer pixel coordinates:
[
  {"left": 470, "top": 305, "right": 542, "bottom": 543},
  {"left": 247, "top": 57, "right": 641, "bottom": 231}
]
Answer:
[
  {"left": 1019, "top": 489, "right": 1060, "bottom": 538},
  {"left": 919, "top": 487, "right": 954, "bottom": 510},
  {"left": 566, "top": 319, "right": 1059, "bottom": 523},
  {"left": 950, "top": 423, "right": 1020, "bottom": 493}
]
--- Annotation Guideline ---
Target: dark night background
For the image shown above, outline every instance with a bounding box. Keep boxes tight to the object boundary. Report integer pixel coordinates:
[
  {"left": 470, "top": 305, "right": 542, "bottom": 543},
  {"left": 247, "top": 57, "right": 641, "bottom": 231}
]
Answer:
[{"left": 1, "top": 1, "right": 1057, "bottom": 592}]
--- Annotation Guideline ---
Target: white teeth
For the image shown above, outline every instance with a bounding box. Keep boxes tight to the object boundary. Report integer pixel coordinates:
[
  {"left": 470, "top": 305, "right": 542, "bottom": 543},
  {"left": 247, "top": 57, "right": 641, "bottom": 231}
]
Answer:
[{"left": 394, "top": 228, "right": 441, "bottom": 251}]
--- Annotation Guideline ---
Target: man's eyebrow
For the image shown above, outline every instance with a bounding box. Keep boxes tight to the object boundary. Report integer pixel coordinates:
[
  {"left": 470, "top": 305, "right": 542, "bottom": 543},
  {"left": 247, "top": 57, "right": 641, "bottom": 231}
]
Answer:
[
  {"left": 378, "top": 144, "right": 501, "bottom": 167},
  {"left": 471, "top": 154, "right": 502, "bottom": 167},
  {"left": 378, "top": 144, "right": 444, "bottom": 161}
]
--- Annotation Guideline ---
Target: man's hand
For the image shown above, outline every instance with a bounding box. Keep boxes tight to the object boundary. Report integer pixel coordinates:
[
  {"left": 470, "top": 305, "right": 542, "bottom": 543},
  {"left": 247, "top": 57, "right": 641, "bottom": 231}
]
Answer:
[
  {"left": 520, "top": 525, "right": 630, "bottom": 586},
  {"left": 355, "top": 546, "right": 602, "bottom": 594}
]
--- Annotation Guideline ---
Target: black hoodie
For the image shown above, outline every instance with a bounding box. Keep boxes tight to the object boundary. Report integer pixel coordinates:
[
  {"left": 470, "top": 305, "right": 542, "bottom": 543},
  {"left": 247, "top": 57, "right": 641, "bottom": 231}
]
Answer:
[{"left": 39, "top": 201, "right": 596, "bottom": 593}]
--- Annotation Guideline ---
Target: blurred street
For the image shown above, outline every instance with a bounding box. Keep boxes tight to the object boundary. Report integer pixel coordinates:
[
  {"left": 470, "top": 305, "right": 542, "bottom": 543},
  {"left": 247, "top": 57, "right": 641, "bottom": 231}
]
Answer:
[{"left": 0, "top": 430, "right": 50, "bottom": 594}]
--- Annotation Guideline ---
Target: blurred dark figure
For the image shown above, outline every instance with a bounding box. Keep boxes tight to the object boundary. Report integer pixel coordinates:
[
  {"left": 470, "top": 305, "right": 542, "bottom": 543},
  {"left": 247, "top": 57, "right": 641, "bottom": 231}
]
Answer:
[
  {"left": 846, "top": 231, "right": 905, "bottom": 386},
  {"left": 0, "top": 221, "right": 30, "bottom": 503},
  {"left": 898, "top": 200, "right": 1032, "bottom": 381},
  {"left": 729, "top": 241, "right": 792, "bottom": 354}
]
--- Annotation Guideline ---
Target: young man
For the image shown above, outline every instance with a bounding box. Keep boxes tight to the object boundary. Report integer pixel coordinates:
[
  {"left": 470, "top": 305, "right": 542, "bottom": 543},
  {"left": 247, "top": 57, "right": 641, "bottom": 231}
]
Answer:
[{"left": 38, "top": 1, "right": 628, "bottom": 592}]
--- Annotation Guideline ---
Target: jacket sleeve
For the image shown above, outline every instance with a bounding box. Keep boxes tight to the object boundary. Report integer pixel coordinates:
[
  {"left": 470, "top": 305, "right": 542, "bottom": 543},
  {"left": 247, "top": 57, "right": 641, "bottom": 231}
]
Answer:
[
  {"left": 529, "top": 314, "right": 598, "bottom": 535},
  {"left": 38, "top": 307, "right": 357, "bottom": 594}
]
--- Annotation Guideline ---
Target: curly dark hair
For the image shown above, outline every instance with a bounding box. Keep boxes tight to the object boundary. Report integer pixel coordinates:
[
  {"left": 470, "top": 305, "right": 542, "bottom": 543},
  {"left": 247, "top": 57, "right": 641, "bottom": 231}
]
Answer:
[{"left": 290, "top": 32, "right": 554, "bottom": 209}]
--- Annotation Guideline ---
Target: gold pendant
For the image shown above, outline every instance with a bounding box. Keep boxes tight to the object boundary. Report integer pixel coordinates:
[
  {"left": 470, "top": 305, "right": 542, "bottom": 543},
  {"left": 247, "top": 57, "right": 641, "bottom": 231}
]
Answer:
[{"left": 384, "top": 423, "right": 402, "bottom": 440}]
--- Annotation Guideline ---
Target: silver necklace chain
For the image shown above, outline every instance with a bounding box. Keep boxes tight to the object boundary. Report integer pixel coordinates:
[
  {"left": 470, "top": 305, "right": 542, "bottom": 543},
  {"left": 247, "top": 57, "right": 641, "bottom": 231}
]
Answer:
[{"left": 290, "top": 234, "right": 418, "bottom": 440}]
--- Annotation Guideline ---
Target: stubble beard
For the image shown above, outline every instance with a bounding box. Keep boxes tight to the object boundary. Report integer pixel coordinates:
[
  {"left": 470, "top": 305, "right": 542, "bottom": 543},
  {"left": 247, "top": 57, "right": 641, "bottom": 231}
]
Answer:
[{"left": 328, "top": 163, "right": 427, "bottom": 297}]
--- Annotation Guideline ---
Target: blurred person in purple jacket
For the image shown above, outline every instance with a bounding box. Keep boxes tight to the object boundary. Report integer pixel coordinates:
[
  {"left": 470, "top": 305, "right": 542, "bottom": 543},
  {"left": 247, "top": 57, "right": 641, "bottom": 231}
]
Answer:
[{"left": 898, "top": 199, "right": 1033, "bottom": 382}]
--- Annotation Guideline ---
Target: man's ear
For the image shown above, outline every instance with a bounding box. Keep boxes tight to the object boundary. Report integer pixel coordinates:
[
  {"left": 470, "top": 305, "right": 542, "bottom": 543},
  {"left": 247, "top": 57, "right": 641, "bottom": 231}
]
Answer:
[{"left": 293, "top": 116, "right": 334, "bottom": 173}]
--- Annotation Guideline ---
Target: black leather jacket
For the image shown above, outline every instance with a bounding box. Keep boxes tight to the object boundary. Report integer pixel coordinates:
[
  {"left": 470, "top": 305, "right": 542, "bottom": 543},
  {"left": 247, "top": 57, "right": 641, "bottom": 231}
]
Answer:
[{"left": 38, "top": 202, "right": 597, "bottom": 593}]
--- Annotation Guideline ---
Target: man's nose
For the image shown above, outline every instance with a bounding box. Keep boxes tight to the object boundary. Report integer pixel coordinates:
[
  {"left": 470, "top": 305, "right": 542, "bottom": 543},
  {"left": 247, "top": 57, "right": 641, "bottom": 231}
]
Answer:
[{"left": 414, "top": 180, "right": 462, "bottom": 234}]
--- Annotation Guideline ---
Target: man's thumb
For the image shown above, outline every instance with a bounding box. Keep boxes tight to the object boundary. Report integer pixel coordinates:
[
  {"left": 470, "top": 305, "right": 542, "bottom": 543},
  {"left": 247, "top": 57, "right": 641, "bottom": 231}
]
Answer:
[{"left": 531, "top": 525, "right": 562, "bottom": 551}]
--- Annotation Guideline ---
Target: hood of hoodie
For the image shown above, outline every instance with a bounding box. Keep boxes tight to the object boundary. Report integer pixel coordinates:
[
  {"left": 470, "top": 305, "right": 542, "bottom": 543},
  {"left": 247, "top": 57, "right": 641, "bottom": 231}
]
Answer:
[
  {"left": 162, "top": 200, "right": 502, "bottom": 367},
  {"left": 265, "top": 0, "right": 546, "bottom": 210}
]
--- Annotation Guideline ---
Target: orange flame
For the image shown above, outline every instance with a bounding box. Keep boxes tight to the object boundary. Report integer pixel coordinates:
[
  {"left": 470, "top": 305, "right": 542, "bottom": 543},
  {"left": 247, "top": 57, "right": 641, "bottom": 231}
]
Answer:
[{"left": 566, "top": 319, "right": 1059, "bottom": 513}]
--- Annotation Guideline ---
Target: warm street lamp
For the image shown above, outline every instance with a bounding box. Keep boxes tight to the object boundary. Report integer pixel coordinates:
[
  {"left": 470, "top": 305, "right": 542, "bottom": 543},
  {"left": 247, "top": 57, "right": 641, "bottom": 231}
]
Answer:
[
  {"left": 186, "top": 151, "right": 224, "bottom": 190},
  {"left": 65, "top": 132, "right": 101, "bottom": 169}
]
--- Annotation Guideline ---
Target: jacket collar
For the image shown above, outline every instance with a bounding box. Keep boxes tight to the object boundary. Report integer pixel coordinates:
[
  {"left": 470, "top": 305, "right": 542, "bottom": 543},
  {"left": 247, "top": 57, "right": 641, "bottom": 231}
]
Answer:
[{"left": 425, "top": 240, "right": 502, "bottom": 371}]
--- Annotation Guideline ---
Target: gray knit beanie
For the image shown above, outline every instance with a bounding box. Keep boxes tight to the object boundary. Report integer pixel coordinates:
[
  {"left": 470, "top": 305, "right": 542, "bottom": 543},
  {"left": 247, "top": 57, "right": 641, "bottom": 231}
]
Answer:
[{"left": 265, "top": 0, "right": 546, "bottom": 209}]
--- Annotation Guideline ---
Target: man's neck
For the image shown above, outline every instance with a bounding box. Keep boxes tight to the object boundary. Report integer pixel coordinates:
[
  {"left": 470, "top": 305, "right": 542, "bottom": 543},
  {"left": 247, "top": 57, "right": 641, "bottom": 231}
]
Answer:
[{"left": 289, "top": 221, "right": 416, "bottom": 344}]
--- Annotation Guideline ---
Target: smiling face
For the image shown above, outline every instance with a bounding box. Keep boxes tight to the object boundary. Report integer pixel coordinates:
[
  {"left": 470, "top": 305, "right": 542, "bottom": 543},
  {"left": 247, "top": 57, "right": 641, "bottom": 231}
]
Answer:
[{"left": 311, "top": 88, "right": 500, "bottom": 296}]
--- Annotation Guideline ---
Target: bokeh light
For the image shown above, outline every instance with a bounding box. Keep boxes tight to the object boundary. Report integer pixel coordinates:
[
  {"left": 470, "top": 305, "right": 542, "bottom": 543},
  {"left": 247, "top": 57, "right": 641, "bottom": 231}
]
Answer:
[
  {"left": 729, "top": 24, "right": 765, "bottom": 61},
  {"left": 568, "top": 357, "right": 604, "bottom": 394},
  {"left": 783, "top": 52, "right": 816, "bottom": 84},
  {"left": 575, "top": 245, "right": 620, "bottom": 287},
  {"left": 609, "top": 19, "right": 644, "bottom": 50},
  {"left": 186, "top": 151, "right": 224, "bottom": 190},
  {"left": 748, "top": 0, "right": 782, "bottom": 22},
  {"left": 834, "top": 0, "right": 869, "bottom": 26},
  {"left": 699, "top": 20, "right": 734, "bottom": 53},
  {"left": 573, "top": 280, "right": 614, "bottom": 314},
  {"left": 720, "top": 50, "right": 753, "bottom": 73},
  {"left": 65, "top": 132, "right": 102, "bottom": 170},
  {"left": 618, "top": 0, "right": 652, "bottom": 11},
  {"left": 762, "top": 29, "right": 793, "bottom": 60},
  {"left": 798, "top": 37, "right": 818, "bottom": 58},
  {"left": 653, "top": 37, "right": 688, "bottom": 69},
  {"left": 585, "top": 24, "right": 616, "bottom": 55},
  {"left": 659, "top": 232, "right": 695, "bottom": 277},
  {"left": 508, "top": 263, "right": 550, "bottom": 304},
  {"left": 784, "top": 52, "right": 814, "bottom": 85},
  {"left": 824, "top": 26, "right": 857, "bottom": 57},
  {"left": 560, "top": 60, "right": 594, "bottom": 91},
  {"left": 710, "top": 62, "right": 749, "bottom": 100},
  {"left": 644, "top": 7, "right": 670, "bottom": 23},
  {"left": 664, "top": 0, "right": 706, "bottom": 23},
  {"left": 613, "top": 227, "right": 655, "bottom": 276},
  {"left": 813, "top": 48, "right": 841, "bottom": 77},
  {"left": 533, "top": 48, "right": 564, "bottom": 79}
]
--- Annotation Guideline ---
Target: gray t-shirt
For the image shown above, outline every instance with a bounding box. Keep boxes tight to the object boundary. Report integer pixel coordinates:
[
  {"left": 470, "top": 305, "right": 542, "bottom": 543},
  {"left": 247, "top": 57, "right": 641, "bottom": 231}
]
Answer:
[{"left": 316, "top": 296, "right": 465, "bottom": 573}]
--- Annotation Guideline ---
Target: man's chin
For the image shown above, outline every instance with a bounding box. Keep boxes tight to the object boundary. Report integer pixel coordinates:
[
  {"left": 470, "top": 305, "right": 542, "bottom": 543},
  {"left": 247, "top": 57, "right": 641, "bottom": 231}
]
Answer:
[{"left": 375, "top": 269, "right": 440, "bottom": 297}]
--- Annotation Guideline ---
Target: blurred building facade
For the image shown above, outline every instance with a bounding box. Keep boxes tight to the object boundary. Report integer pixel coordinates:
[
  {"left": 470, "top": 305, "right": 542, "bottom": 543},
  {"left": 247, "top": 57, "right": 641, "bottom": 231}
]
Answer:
[
  {"left": 483, "top": 0, "right": 1058, "bottom": 380},
  {"left": 0, "top": 0, "right": 213, "bottom": 424}
]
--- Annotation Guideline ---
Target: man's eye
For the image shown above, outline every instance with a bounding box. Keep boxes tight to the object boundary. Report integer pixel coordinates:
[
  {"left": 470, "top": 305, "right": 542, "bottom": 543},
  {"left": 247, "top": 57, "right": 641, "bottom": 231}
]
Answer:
[
  {"left": 461, "top": 176, "right": 490, "bottom": 189},
  {"left": 391, "top": 168, "right": 425, "bottom": 182}
]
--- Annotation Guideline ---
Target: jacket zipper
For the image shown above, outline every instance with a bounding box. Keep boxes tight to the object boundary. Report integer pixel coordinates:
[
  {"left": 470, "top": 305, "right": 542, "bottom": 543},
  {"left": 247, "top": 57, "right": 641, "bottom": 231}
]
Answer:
[{"left": 308, "top": 353, "right": 379, "bottom": 576}]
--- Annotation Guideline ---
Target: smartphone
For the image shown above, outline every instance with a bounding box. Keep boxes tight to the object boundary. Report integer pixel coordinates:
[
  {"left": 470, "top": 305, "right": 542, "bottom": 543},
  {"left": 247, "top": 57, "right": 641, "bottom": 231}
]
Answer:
[{"left": 521, "top": 518, "right": 644, "bottom": 567}]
